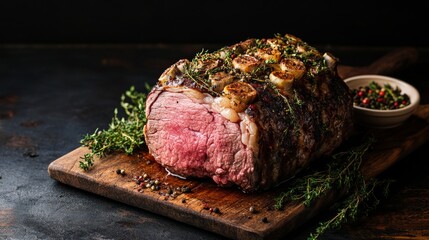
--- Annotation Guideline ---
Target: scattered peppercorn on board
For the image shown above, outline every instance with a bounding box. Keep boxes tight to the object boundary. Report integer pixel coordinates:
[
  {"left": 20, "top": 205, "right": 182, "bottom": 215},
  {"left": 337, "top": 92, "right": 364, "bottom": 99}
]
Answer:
[{"left": 48, "top": 104, "right": 429, "bottom": 240}]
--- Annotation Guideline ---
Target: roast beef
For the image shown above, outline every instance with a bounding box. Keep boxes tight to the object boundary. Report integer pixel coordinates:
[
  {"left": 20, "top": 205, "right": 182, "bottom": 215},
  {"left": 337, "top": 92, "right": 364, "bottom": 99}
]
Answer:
[{"left": 143, "top": 34, "right": 354, "bottom": 192}]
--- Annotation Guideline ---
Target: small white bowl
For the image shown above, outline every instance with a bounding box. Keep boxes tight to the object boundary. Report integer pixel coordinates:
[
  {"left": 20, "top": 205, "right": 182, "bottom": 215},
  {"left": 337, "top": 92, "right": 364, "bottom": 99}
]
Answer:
[{"left": 344, "top": 74, "right": 420, "bottom": 129}]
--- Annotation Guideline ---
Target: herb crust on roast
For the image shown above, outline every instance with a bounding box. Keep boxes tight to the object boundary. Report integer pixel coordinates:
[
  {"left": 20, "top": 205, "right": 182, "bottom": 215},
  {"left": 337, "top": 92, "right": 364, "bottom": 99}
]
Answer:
[{"left": 143, "top": 33, "right": 353, "bottom": 192}]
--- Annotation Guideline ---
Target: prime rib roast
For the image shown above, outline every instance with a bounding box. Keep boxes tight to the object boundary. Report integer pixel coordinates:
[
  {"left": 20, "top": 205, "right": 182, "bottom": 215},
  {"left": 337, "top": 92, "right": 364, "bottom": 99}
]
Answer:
[{"left": 143, "top": 34, "right": 354, "bottom": 193}]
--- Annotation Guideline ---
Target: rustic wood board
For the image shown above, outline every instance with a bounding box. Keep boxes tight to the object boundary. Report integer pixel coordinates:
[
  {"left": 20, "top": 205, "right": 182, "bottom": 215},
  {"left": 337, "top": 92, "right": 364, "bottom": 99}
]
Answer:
[{"left": 48, "top": 105, "right": 429, "bottom": 240}]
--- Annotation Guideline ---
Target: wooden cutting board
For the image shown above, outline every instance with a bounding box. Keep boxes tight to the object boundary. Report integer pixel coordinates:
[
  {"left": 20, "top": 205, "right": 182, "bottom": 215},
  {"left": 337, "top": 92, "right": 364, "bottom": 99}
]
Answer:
[{"left": 48, "top": 105, "right": 429, "bottom": 240}]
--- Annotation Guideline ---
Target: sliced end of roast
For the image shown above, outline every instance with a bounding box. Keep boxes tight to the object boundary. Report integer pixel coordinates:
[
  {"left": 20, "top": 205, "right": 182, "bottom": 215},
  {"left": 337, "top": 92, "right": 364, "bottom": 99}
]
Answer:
[{"left": 144, "top": 86, "right": 259, "bottom": 191}]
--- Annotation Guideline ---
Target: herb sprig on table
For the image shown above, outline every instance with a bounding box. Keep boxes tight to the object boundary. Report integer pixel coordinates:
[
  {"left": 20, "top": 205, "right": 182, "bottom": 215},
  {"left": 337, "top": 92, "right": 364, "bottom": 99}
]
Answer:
[
  {"left": 274, "top": 134, "right": 393, "bottom": 240},
  {"left": 79, "top": 85, "right": 150, "bottom": 170}
]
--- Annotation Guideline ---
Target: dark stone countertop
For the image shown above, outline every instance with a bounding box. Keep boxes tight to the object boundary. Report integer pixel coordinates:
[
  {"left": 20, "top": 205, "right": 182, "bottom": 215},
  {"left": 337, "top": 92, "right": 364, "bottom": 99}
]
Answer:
[{"left": 1, "top": 44, "right": 429, "bottom": 240}]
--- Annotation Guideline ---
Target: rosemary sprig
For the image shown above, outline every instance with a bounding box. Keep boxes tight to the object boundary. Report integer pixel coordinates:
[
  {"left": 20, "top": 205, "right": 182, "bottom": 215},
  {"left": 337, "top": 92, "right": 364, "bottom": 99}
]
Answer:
[{"left": 79, "top": 84, "right": 150, "bottom": 170}]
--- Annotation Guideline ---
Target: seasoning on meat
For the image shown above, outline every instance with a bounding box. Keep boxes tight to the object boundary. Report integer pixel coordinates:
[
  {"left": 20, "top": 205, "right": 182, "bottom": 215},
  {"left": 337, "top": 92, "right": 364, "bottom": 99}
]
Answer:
[{"left": 143, "top": 33, "right": 353, "bottom": 193}]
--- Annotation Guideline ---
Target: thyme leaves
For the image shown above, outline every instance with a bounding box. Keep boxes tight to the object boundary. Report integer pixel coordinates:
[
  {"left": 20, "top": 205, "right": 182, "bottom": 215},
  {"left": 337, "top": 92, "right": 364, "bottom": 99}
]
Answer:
[
  {"left": 274, "top": 135, "right": 375, "bottom": 209},
  {"left": 308, "top": 178, "right": 392, "bottom": 240},
  {"left": 182, "top": 63, "right": 219, "bottom": 96},
  {"left": 274, "top": 134, "right": 392, "bottom": 239},
  {"left": 79, "top": 85, "right": 150, "bottom": 170}
]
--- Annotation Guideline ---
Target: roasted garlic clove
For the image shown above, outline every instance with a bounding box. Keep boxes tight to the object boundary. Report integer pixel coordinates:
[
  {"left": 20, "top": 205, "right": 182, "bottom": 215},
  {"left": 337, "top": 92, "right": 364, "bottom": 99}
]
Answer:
[
  {"left": 209, "top": 71, "right": 234, "bottom": 93},
  {"left": 279, "top": 58, "right": 306, "bottom": 80},
  {"left": 232, "top": 55, "right": 261, "bottom": 73},
  {"left": 222, "top": 81, "right": 257, "bottom": 112},
  {"left": 196, "top": 59, "right": 221, "bottom": 73},
  {"left": 267, "top": 38, "right": 285, "bottom": 49},
  {"left": 269, "top": 71, "right": 295, "bottom": 94},
  {"left": 158, "top": 59, "right": 189, "bottom": 85},
  {"left": 255, "top": 47, "right": 282, "bottom": 63},
  {"left": 232, "top": 39, "right": 257, "bottom": 53}
]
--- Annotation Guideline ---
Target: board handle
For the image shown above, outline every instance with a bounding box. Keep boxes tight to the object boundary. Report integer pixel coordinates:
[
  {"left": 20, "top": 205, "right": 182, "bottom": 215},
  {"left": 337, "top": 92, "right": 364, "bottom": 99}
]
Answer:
[{"left": 337, "top": 47, "right": 419, "bottom": 80}]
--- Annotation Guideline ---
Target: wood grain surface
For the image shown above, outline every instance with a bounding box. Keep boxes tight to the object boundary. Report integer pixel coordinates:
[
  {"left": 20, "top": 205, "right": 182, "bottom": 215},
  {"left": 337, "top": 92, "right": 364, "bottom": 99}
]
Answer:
[
  {"left": 336, "top": 47, "right": 419, "bottom": 80},
  {"left": 47, "top": 104, "right": 429, "bottom": 240}
]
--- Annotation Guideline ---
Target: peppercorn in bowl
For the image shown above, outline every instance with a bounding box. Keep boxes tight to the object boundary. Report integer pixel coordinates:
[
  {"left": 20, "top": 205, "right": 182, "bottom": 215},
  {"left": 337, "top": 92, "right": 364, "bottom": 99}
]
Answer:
[{"left": 344, "top": 74, "right": 420, "bottom": 128}]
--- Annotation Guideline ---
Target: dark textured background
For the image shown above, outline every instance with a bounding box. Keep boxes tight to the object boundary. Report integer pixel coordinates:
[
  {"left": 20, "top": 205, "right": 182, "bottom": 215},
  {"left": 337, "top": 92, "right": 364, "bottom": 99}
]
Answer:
[
  {"left": 1, "top": 2, "right": 429, "bottom": 240},
  {"left": 0, "top": 1, "right": 427, "bottom": 47}
]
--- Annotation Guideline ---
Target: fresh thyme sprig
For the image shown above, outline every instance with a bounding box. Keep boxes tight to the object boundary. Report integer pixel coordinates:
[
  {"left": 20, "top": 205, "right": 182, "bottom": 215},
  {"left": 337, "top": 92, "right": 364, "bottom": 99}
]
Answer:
[
  {"left": 308, "top": 178, "right": 392, "bottom": 240},
  {"left": 274, "top": 134, "right": 375, "bottom": 209},
  {"left": 79, "top": 84, "right": 150, "bottom": 170},
  {"left": 274, "top": 134, "right": 393, "bottom": 239}
]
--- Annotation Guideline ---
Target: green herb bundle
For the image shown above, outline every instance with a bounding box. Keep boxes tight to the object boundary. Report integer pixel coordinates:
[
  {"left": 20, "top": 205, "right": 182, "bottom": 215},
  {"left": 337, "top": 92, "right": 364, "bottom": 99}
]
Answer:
[
  {"left": 79, "top": 85, "right": 150, "bottom": 170},
  {"left": 274, "top": 134, "right": 392, "bottom": 240}
]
